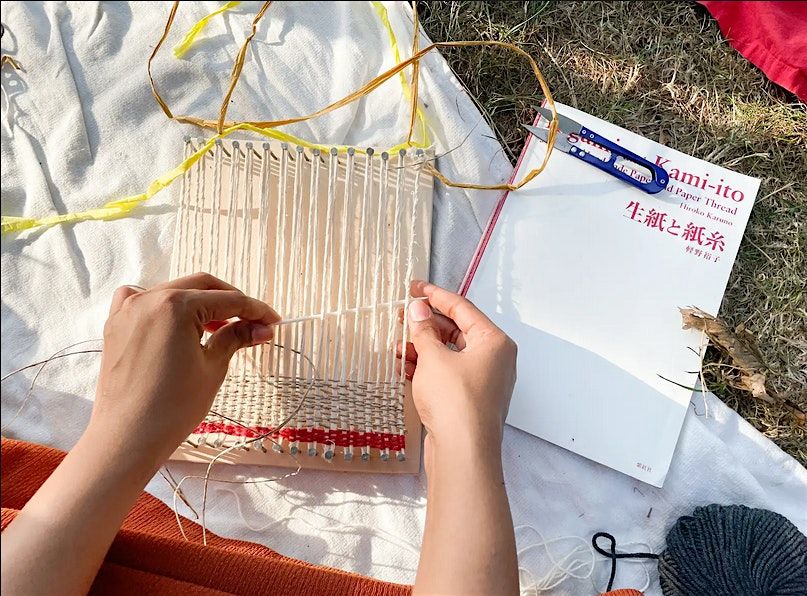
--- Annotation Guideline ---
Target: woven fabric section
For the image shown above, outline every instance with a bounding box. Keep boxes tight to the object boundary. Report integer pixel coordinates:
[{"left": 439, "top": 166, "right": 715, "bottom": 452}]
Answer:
[{"left": 197, "top": 374, "right": 406, "bottom": 450}]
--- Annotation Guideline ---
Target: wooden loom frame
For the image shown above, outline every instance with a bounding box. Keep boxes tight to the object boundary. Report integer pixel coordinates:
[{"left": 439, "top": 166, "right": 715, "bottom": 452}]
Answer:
[{"left": 169, "top": 138, "right": 433, "bottom": 473}]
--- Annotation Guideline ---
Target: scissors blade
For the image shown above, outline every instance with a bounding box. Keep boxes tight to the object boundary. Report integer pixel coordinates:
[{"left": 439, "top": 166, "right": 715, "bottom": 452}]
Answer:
[
  {"left": 522, "top": 123, "right": 571, "bottom": 154},
  {"left": 522, "top": 123, "right": 550, "bottom": 143},
  {"left": 532, "top": 105, "right": 582, "bottom": 136},
  {"left": 523, "top": 106, "right": 582, "bottom": 154}
]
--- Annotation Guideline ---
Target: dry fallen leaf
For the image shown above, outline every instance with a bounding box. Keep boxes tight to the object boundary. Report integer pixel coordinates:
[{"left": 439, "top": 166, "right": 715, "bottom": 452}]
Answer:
[
  {"left": 680, "top": 307, "right": 805, "bottom": 426},
  {"left": 680, "top": 307, "right": 774, "bottom": 402}
]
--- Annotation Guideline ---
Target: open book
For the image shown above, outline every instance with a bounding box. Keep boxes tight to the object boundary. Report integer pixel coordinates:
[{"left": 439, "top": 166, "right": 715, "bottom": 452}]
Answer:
[{"left": 463, "top": 104, "right": 759, "bottom": 486}]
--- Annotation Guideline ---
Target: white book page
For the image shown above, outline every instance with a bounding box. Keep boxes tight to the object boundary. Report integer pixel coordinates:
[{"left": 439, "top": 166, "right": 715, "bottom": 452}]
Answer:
[{"left": 465, "top": 103, "right": 759, "bottom": 486}]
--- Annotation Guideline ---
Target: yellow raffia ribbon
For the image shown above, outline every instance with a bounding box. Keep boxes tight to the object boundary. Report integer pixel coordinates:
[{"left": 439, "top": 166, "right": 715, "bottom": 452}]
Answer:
[
  {"left": 1, "top": 2, "right": 426, "bottom": 235},
  {"left": 173, "top": 1, "right": 241, "bottom": 58},
  {"left": 371, "top": 1, "right": 430, "bottom": 146},
  {"left": 1, "top": 123, "right": 418, "bottom": 235},
  {"left": 2, "top": 2, "right": 557, "bottom": 235}
]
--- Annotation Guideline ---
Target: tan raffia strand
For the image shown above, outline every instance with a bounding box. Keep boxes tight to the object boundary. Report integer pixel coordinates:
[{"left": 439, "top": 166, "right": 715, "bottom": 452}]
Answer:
[
  {"left": 1, "top": 2, "right": 559, "bottom": 235},
  {"left": 215, "top": 1, "right": 271, "bottom": 134},
  {"left": 147, "top": 1, "right": 559, "bottom": 192},
  {"left": 1, "top": 55, "right": 23, "bottom": 70}
]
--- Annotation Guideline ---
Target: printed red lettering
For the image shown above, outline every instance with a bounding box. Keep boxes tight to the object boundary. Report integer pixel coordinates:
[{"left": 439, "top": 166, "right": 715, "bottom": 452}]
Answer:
[
  {"left": 679, "top": 172, "right": 702, "bottom": 187},
  {"left": 700, "top": 173, "right": 709, "bottom": 190},
  {"left": 655, "top": 156, "right": 671, "bottom": 168}
]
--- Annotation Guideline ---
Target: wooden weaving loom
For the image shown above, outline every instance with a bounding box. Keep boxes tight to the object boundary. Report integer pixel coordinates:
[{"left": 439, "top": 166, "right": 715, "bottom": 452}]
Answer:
[{"left": 170, "top": 138, "right": 433, "bottom": 473}]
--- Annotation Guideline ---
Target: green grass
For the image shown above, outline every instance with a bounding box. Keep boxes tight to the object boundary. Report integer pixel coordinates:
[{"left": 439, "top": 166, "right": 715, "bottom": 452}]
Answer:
[{"left": 419, "top": 0, "right": 806, "bottom": 464}]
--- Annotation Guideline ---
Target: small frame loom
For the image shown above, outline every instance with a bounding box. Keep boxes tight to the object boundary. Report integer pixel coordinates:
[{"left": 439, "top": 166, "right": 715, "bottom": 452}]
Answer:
[{"left": 169, "top": 138, "right": 433, "bottom": 473}]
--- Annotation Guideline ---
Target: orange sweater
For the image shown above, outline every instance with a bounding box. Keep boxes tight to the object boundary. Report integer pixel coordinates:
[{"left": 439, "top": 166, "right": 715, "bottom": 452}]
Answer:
[{"left": 1, "top": 438, "right": 641, "bottom": 595}]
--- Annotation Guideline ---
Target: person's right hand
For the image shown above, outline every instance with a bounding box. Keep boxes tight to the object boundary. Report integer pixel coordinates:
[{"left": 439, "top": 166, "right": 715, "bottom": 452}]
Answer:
[{"left": 399, "top": 280, "right": 517, "bottom": 459}]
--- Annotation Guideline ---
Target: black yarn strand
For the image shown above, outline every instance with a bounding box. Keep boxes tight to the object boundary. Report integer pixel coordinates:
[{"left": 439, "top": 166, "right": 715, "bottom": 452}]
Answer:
[{"left": 592, "top": 531, "right": 660, "bottom": 592}]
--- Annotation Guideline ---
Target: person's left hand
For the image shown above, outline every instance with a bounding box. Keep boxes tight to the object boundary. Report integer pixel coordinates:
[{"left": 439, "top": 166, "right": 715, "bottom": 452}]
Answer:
[{"left": 91, "top": 273, "right": 280, "bottom": 465}]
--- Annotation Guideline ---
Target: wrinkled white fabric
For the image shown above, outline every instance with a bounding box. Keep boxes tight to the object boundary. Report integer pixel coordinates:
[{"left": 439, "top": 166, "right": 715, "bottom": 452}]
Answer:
[{"left": 1, "top": 2, "right": 804, "bottom": 594}]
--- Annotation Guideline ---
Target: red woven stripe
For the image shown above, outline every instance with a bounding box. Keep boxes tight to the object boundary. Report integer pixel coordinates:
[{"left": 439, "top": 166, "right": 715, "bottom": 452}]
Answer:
[{"left": 194, "top": 422, "right": 406, "bottom": 450}]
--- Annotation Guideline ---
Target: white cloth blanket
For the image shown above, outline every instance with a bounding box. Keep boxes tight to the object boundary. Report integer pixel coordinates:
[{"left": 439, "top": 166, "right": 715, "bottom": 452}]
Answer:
[{"left": 1, "top": 2, "right": 804, "bottom": 594}]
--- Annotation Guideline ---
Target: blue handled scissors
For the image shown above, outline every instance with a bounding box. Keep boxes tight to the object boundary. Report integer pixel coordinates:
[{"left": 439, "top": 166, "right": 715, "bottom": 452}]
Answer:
[{"left": 524, "top": 105, "right": 669, "bottom": 194}]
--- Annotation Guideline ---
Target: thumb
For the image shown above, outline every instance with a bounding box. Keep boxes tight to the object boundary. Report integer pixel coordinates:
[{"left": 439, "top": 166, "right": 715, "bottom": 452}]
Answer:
[
  {"left": 205, "top": 320, "right": 274, "bottom": 362},
  {"left": 407, "top": 299, "right": 445, "bottom": 356}
]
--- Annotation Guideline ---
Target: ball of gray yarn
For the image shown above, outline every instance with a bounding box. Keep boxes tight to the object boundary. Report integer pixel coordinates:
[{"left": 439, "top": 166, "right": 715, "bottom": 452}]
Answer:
[{"left": 659, "top": 504, "right": 807, "bottom": 596}]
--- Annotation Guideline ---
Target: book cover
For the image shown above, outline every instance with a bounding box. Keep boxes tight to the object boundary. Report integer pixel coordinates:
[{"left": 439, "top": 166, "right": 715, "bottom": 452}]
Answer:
[{"left": 463, "top": 103, "right": 760, "bottom": 486}]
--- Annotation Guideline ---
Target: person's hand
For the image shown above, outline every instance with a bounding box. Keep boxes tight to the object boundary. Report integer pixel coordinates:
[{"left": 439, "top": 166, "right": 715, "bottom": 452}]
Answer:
[
  {"left": 91, "top": 273, "right": 280, "bottom": 466},
  {"left": 1, "top": 275, "right": 280, "bottom": 596},
  {"left": 399, "top": 280, "right": 517, "bottom": 458},
  {"left": 402, "top": 282, "right": 520, "bottom": 596}
]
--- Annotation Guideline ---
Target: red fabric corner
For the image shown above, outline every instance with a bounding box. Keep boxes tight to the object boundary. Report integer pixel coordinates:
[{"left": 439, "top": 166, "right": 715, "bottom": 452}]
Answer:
[{"left": 699, "top": 1, "right": 807, "bottom": 101}]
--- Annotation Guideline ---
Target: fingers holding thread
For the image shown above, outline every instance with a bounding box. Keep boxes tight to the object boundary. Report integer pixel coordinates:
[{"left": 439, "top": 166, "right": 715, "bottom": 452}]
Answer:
[
  {"left": 411, "top": 279, "right": 493, "bottom": 339},
  {"left": 407, "top": 298, "right": 446, "bottom": 355},
  {"left": 183, "top": 289, "right": 280, "bottom": 326},
  {"left": 398, "top": 308, "right": 465, "bottom": 350},
  {"left": 205, "top": 320, "right": 274, "bottom": 361},
  {"left": 431, "top": 312, "right": 465, "bottom": 350}
]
